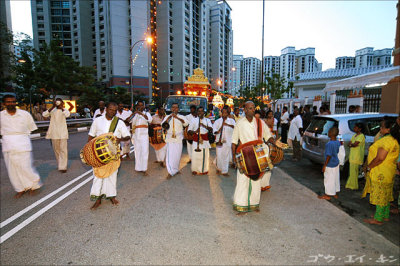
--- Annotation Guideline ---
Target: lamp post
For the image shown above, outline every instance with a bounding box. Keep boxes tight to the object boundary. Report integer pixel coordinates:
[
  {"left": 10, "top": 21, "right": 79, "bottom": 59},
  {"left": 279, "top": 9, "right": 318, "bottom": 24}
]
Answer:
[{"left": 130, "top": 37, "right": 153, "bottom": 109}]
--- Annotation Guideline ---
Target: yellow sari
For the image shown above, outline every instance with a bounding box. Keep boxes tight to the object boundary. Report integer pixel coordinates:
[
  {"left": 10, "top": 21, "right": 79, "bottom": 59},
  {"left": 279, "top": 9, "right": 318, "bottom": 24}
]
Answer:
[{"left": 362, "top": 135, "right": 399, "bottom": 206}]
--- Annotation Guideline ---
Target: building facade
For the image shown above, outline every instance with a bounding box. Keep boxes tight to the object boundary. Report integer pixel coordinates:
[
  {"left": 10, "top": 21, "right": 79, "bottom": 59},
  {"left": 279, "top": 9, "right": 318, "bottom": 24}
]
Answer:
[
  {"left": 241, "top": 57, "right": 261, "bottom": 90},
  {"left": 1, "top": 0, "right": 13, "bottom": 87},
  {"left": 263, "top": 56, "right": 280, "bottom": 78},
  {"left": 232, "top": 54, "right": 243, "bottom": 96},
  {"left": 336, "top": 47, "right": 392, "bottom": 70},
  {"left": 335, "top": 56, "right": 355, "bottom": 69}
]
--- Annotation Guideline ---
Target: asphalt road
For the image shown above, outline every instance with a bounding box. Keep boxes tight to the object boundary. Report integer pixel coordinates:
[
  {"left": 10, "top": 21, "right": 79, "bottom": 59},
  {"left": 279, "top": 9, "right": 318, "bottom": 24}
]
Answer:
[{"left": 0, "top": 132, "right": 399, "bottom": 265}]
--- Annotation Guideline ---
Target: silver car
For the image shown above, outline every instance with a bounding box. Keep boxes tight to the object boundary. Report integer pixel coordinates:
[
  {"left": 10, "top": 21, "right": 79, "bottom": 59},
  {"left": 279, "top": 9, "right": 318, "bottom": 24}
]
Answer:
[{"left": 302, "top": 113, "right": 397, "bottom": 167}]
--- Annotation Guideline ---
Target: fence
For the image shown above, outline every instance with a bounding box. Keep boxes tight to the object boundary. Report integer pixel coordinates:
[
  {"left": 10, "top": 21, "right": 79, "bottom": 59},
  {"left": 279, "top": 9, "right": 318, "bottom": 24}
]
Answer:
[
  {"left": 334, "top": 95, "right": 347, "bottom": 114},
  {"left": 363, "top": 88, "right": 381, "bottom": 113}
]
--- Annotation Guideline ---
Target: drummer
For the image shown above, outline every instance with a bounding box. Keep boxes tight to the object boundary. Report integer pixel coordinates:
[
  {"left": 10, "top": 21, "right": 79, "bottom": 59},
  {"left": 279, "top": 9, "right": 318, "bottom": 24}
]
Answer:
[
  {"left": 116, "top": 102, "right": 132, "bottom": 159},
  {"left": 185, "top": 105, "right": 197, "bottom": 163},
  {"left": 151, "top": 106, "right": 167, "bottom": 167},
  {"left": 231, "top": 101, "right": 274, "bottom": 215},
  {"left": 87, "top": 102, "right": 130, "bottom": 210}
]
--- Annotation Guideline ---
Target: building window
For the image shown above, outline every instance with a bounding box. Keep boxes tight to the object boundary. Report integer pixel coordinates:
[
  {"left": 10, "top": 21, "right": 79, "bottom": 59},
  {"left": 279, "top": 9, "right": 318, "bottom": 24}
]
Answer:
[
  {"left": 37, "top": 7, "right": 43, "bottom": 12},
  {"left": 38, "top": 31, "right": 45, "bottom": 36}
]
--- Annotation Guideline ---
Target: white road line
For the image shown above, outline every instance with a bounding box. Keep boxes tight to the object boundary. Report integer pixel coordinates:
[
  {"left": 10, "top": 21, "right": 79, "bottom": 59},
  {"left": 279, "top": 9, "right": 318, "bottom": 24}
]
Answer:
[
  {"left": 0, "top": 169, "right": 93, "bottom": 228},
  {"left": 0, "top": 175, "right": 94, "bottom": 244}
]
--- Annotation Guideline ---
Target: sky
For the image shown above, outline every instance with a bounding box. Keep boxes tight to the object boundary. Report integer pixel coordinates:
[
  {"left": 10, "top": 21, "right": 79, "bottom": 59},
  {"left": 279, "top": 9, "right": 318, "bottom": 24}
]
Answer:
[{"left": 10, "top": 0, "right": 397, "bottom": 70}]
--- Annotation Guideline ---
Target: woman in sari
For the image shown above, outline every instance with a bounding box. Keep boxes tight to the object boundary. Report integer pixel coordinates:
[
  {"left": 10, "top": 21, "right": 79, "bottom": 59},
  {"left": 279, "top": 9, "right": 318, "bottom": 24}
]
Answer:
[
  {"left": 362, "top": 118, "right": 399, "bottom": 225},
  {"left": 345, "top": 123, "right": 365, "bottom": 190}
]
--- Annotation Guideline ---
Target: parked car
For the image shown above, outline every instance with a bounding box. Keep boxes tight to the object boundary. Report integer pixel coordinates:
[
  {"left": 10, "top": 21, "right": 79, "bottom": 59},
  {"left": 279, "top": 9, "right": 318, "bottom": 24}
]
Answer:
[{"left": 302, "top": 113, "right": 397, "bottom": 170}]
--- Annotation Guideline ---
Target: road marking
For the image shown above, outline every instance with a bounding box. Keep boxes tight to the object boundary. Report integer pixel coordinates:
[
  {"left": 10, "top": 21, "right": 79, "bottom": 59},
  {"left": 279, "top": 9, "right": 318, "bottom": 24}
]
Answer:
[
  {"left": 0, "top": 175, "right": 94, "bottom": 244},
  {"left": 0, "top": 169, "right": 93, "bottom": 228}
]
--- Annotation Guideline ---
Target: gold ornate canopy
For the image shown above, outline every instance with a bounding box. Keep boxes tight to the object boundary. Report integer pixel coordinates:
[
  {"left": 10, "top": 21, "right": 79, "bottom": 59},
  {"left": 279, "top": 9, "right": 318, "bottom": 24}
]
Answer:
[
  {"left": 184, "top": 68, "right": 210, "bottom": 85},
  {"left": 183, "top": 68, "right": 211, "bottom": 97}
]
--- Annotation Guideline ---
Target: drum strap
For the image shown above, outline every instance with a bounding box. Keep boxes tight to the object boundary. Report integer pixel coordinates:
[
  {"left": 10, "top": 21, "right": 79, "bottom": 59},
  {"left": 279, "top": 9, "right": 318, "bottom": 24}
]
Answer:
[
  {"left": 109, "top": 117, "right": 119, "bottom": 133},
  {"left": 256, "top": 117, "right": 262, "bottom": 140}
]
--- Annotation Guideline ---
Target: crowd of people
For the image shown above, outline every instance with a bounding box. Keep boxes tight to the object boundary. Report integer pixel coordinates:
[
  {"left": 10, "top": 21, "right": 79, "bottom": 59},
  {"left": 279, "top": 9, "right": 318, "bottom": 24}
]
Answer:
[{"left": 1, "top": 94, "right": 399, "bottom": 221}]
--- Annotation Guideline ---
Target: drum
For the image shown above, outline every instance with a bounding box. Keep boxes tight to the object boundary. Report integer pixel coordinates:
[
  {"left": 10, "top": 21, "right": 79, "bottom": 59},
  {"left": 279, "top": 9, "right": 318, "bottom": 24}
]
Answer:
[
  {"left": 235, "top": 140, "right": 272, "bottom": 181},
  {"left": 150, "top": 126, "right": 165, "bottom": 145},
  {"left": 80, "top": 133, "right": 120, "bottom": 168},
  {"left": 184, "top": 127, "right": 193, "bottom": 144},
  {"left": 268, "top": 143, "right": 284, "bottom": 165}
]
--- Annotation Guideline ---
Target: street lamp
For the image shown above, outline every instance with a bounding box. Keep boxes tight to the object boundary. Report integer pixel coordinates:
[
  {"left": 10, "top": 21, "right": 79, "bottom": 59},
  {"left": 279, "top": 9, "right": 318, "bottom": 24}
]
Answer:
[{"left": 130, "top": 36, "right": 153, "bottom": 108}]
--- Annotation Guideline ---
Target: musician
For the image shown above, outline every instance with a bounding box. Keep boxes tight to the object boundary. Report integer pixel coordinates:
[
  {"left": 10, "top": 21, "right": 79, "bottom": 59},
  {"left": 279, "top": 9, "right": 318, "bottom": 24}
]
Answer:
[
  {"left": 129, "top": 101, "right": 152, "bottom": 176},
  {"left": 151, "top": 106, "right": 167, "bottom": 167},
  {"left": 231, "top": 101, "right": 274, "bottom": 214},
  {"left": 185, "top": 105, "right": 197, "bottom": 163},
  {"left": 116, "top": 102, "right": 132, "bottom": 159},
  {"left": 162, "top": 103, "right": 188, "bottom": 178},
  {"left": 93, "top": 100, "right": 106, "bottom": 120},
  {"left": 188, "top": 106, "right": 213, "bottom": 175},
  {"left": 88, "top": 102, "right": 130, "bottom": 210},
  {"left": 213, "top": 107, "right": 235, "bottom": 176},
  {"left": 233, "top": 107, "right": 242, "bottom": 122}
]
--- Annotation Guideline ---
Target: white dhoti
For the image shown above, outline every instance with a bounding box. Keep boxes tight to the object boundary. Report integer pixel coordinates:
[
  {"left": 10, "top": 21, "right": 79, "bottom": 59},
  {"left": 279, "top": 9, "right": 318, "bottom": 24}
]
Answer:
[
  {"left": 155, "top": 145, "right": 167, "bottom": 162},
  {"left": 233, "top": 171, "right": 261, "bottom": 212},
  {"left": 166, "top": 142, "right": 183, "bottom": 176},
  {"left": 132, "top": 135, "right": 149, "bottom": 171},
  {"left": 3, "top": 151, "right": 42, "bottom": 192},
  {"left": 90, "top": 169, "right": 118, "bottom": 200},
  {"left": 216, "top": 142, "right": 231, "bottom": 174},
  {"left": 187, "top": 142, "right": 192, "bottom": 161},
  {"left": 324, "top": 165, "right": 340, "bottom": 196},
  {"left": 120, "top": 140, "right": 131, "bottom": 155},
  {"left": 191, "top": 144, "right": 209, "bottom": 174},
  {"left": 51, "top": 139, "right": 68, "bottom": 170},
  {"left": 260, "top": 171, "right": 272, "bottom": 190}
]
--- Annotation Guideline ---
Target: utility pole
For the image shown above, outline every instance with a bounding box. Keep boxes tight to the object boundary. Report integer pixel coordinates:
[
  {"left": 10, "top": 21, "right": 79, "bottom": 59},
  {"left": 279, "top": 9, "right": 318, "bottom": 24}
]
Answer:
[{"left": 260, "top": 0, "right": 265, "bottom": 98}]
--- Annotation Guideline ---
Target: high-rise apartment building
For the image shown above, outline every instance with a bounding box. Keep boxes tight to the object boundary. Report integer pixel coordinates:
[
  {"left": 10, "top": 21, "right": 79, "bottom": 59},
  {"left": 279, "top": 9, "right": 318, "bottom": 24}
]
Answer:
[
  {"left": 335, "top": 47, "right": 392, "bottom": 69},
  {"left": 241, "top": 57, "right": 260, "bottom": 89},
  {"left": 335, "top": 56, "right": 355, "bottom": 69},
  {"left": 263, "top": 56, "right": 280, "bottom": 78},
  {"left": 279, "top": 47, "right": 296, "bottom": 80},
  {"left": 1, "top": 0, "right": 13, "bottom": 87},
  {"left": 373, "top": 48, "right": 392, "bottom": 66},
  {"left": 355, "top": 47, "right": 374, "bottom": 68},
  {"left": 295, "top": 47, "right": 320, "bottom": 74},
  {"left": 232, "top": 55, "right": 243, "bottom": 96}
]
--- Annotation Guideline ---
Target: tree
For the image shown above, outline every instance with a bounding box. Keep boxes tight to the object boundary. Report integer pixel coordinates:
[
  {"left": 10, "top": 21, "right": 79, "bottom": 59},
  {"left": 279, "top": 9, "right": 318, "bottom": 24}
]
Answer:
[
  {"left": 0, "top": 22, "right": 14, "bottom": 90},
  {"left": 263, "top": 72, "right": 300, "bottom": 100}
]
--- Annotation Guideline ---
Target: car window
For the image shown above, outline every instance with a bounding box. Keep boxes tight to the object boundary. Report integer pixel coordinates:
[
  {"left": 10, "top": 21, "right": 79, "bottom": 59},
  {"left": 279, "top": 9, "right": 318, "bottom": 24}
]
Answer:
[
  {"left": 307, "top": 117, "right": 338, "bottom": 135},
  {"left": 348, "top": 117, "right": 396, "bottom": 137}
]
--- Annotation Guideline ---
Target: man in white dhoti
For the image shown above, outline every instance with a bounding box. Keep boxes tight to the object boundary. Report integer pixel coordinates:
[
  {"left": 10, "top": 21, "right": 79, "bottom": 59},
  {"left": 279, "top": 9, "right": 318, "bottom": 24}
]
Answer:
[
  {"left": 93, "top": 100, "right": 106, "bottom": 120},
  {"left": 188, "top": 106, "right": 213, "bottom": 175},
  {"left": 151, "top": 106, "right": 167, "bottom": 167},
  {"left": 88, "top": 102, "right": 130, "bottom": 210},
  {"left": 0, "top": 95, "right": 42, "bottom": 198},
  {"left": 129, "top": 101, "right": 152, "bottom": 175},
  {"left": 213, "top": 107, "right": 235, "bottom": 176},
  {"left": 42, "top": 98, "right": 70, "bottom": 173},
  {"left": 162, "top": 103, "right": 188, "bottom": 178},
  {"left": 185, "top": 105, "right": 197, "bottom": 163},
  {"left": 116, "top": 103, "right": 132, "bottom": 159},
  {"left": 231, "top": 101, "right": 274, "bottom": 214}
]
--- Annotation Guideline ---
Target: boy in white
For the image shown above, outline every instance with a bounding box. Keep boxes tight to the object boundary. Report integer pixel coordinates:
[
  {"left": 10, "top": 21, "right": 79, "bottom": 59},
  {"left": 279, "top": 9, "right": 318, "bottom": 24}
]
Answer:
[
  {"left": 115, "top": 103, "right": 132, "bottom": 158},
  {"left": 162, "top": 103, "right": 188, "bottom": 178},
  {"left": 88, "top": 102, "right": 130, "bottom": 210},
  {"left": 129, "top": 101, "right": 152, "bottom": 175},
  {"left": 213, "top": 108, "right": 235, "bottom": 175},
  {"left": 188, "top": 106, "right": 213, "bottom": 175}
]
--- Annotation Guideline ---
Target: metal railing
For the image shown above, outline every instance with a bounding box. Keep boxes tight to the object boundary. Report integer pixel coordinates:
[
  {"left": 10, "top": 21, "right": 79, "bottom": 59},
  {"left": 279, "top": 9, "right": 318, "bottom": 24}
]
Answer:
[{"left": 35, "top": 118, "right": 93, "bottom": 128}]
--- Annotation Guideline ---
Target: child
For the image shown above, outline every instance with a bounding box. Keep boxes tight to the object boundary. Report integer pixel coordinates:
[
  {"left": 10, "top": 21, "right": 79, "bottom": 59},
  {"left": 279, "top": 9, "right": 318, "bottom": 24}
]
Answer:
[
  {"left": 345, "top": 123, "right": 365, "bottom": 190},
  {"left": 318, "top": 127, "right": 341, "bottom": 200}
]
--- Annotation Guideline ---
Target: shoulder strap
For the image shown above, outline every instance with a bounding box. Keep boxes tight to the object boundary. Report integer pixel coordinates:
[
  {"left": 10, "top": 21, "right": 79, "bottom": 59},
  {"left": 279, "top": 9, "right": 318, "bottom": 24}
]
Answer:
[
  {"left": 109, "top": 116, "right": 119, "bottom": 133},
  {"left": 256, "top": 117, "right": 262, "bottom": 139}
]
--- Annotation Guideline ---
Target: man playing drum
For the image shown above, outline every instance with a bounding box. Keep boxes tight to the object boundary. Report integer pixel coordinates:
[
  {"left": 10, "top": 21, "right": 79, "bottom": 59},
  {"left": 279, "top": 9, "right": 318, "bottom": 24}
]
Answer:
[
  {"left": 231, "top": 101, "right": 274, "bottom": 214},
  {"left": 129, "top": 101, "right": 152, "bottom": 176},
  {"left": 185, "top": 105, "right": 197, "bottom": 163},
  {"left": 88, "top": 102, "right": 130, "bottom": 210},
  {"left": 116, "top": 102, "right": 132, "bottom": 159},
  {"left": 162, "top": 103, "right": 188, "bottom": 178},
  {"left": 151, "top": 106, "right": 167, "bottom": 167}
]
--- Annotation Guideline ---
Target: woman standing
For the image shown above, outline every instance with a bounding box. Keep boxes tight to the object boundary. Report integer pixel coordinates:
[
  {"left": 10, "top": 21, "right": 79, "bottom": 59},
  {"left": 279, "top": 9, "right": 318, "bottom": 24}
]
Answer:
[
  {"left": 362, "top": 118, "right": 399, "bottom": 225},
  {"left": 345, "top": 123, "right": 365, "bottom": 190}
]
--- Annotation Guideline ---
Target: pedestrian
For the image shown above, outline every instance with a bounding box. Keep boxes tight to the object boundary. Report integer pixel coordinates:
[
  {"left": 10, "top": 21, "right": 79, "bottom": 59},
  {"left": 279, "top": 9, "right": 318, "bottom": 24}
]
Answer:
[
  {"left": 345, "top": 123, "right": 365, "bottom": 190},
  {"left": 266, "top": 110, "right": 278, "bottom": 137},
  {"left": 185, "top": 105, "right": 198, "bottom": 163},
  {"left": 116, "top": 102, "right": 132, "bottom": 159},
  {"left": 362, "top": 118, "right": 399, "bottom": 225},
  {"left": 348, "top": 105, "right": 356, "bottom": 113},
  {"left": 280, "top": 106, "right": 289, "bottom": 143},
  {"left": 93, "top": 100, "right": 106, "bottom": 119},
  {"left": 188, "top": 106, "right": 213, "bottom": 175},
  {"left": 32, "top": 102, "right": 43, "bottom": 121},
  {"left": 162, "top": 103, "right": 188, "bottom": 178},
  {"left": 311, "top": 106, "right": 318, "bottom": 116},
  {"left": 355, "top": 105, "right": 362, "bottom": 113},
  {"left": 318, "top": 127, "right": 341, "bottom": 200},
  {"left": 288, "top": 108, "right": 303, "bottom": 161},
  {"left": 87, "top": 102, "right": 130, "bottom": 210},
  {"left": 213, "top": 107, "right": 235, "bottom": 176},
  {"left": 42, "top": 98, "right": 70, "bottom": 173},
  {"left": 0, "top": 94, "right": 42, "bottom": 198},
  {"left": 151, "top": 106, "right": 167, "bottom": 167},
  {"left": 274, "top": 108, "right": 281, "bottom": 129},
  {"left": 302, "top": 105, "right": 312, "bottom": 131},
  {"left": 84, "top": 105, "right": 91, "bottom": 118},
  {"left": 231, "top": 101, "right": 274, "bottom": 214},
  {"left": 129, "top": 101, "right": 152, "bottom": 176},
  {"left": 233, "top": 107, "right": 242, "bottom": 122}
]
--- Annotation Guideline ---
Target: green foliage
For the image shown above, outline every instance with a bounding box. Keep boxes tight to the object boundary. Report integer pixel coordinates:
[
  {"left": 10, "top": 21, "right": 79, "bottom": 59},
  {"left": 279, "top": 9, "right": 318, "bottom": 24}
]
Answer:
[
  {"left": 0, "top": 22, "right": 14, "bottom": 90},
  {"left": 264, "top": 71, "right": 298, "bottom": 100}
]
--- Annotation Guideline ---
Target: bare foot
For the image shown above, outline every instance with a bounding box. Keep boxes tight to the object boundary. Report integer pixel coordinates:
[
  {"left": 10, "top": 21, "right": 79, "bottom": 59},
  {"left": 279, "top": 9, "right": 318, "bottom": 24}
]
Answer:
[
  {"left": 14, "top": 191, "right": 26, "bottom": 199},
  {"left": 236, "top": 212, "right": 248, "bottom": 216},
  {"left": 176, "top": 171, "right": 182, "bottom": 175},
  {"left": 222, "top": 173, "right": 229, "bottom": 177},
  {"left": 142, "top": 171, "right": 148, "bottom": 176},
  {"left": 370, "top": 215, "right": 389, "bottom": 221},
  {"left": 192, "top": 171, "right": 197, "bottom": 175},
  {"left": 90, "top": 199, "right": 101, "bottom": 210},
  {"left": 110, "top": 197, "right": 119, "bottom": 205},
  {"left": 363, "top": 218, "right": 383, "bottom": 225},
  {"left": 166, "top": 174, "right": 172, "bottom": 179},
  {"left": 29, "top": 188, "right": 40, "bottom": 196},
  {"left": 318, "top": 194, "right": 331, "bottom": 200},
  {"left": 160, "top": 162, "right": 165, "bottom": 168},
  {"left": 216, "top": 169, "right": 221, "bottom": 175}
]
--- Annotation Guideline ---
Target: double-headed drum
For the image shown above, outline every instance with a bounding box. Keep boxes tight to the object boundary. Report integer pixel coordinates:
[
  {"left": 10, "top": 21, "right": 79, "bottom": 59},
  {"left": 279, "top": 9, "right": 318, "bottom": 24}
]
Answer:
[
  {"left": 235, "top": 140, "right": 271, "bottom": 181},
  {"left": 184, "top": 127, "right": 193, "bottom": 144},
  {"left": 150, "top": 126, "right": 165, "bottom": 145},
  {"left": 268, "top": 143, "right": 284, "bottom": 165},
  {"left": 80, "top": 133, "right": 120, "bottom": 168}
]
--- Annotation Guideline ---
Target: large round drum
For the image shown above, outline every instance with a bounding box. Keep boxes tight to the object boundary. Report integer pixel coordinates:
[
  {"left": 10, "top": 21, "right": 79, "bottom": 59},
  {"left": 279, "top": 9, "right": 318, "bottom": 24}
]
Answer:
[
  {"left": 80, "top": 133, "right": 120, "bottom": 168},
  {"left": 235, "top": 140, "right": 272, "bottom": 181},
  {"left": 150, "top": 126, "right": 165, "bottom": 145},
  {"left": 184, "top": 127, "right": 193, "bottom": 143},
  {"left": 268, "top": 143, "right": 284, "bottom": 165}
]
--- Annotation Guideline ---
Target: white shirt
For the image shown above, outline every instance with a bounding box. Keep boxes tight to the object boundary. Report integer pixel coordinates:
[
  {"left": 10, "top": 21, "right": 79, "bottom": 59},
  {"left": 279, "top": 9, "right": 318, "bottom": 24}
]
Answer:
[
  {"left": 281, "top": 112, "right": 289, "bottom": 124},
  {"left": 93, "top": 108, "right": 106, "bottom": 120},
  {"left": 43, "top": 108, "right": 70, "bottom": 139},
  {"left": 185, "top": 113, "right": 197, "bottom": 126},
  {"left": 273, "top": 118, "right": 278, "bottom": 132},
  {"left": 232, "top": 117, "right": 272, "bottom": 145},
  {"left": 288, "top": 114, "right": 303, "bottom": 141},
  {"left": 188, "top": 117, "right": 213, "bottom": 149},
  {"left": 0, "top": 109, "right": 38, "bottom": 152},
  {"left": 116, "top": 109, "right": 132, "bottom": 131},
  {"left": 89, "top": 115, "right": 130, "bottom": 139},
  {"left": 213, "top": 117, "right": 236, "bottom": 144},
  {"left": 162, "top": 114, "right": 188, "bottom": 143},
  {"left": 130, "top": 111, "right": 152, "bottom": 137}
]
